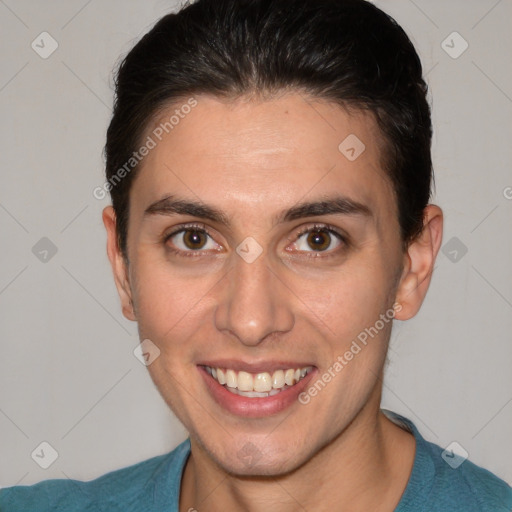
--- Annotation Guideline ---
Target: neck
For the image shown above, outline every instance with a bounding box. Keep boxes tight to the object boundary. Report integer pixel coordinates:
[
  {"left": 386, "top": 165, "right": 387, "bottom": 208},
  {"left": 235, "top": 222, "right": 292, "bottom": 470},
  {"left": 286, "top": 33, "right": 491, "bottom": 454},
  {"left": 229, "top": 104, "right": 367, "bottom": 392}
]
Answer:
[{"left": 179, "top": 389, "right": 415, "bottom": 512}]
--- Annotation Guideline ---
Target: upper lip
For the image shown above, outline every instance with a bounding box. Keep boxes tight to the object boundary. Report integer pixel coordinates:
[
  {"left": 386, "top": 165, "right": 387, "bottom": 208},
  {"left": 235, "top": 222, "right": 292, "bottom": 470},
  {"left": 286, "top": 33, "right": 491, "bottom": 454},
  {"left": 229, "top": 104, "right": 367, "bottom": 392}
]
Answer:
[{"left": 198, "top": 359, "right": 316, "bottom": 374}]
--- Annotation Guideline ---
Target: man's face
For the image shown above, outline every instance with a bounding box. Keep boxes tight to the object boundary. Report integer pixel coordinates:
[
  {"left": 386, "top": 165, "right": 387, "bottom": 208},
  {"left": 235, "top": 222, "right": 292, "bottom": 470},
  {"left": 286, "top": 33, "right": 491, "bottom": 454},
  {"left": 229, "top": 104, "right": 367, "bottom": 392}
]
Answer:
[{"left": 117, "top": 93, "right": 407, "bottom": 475}]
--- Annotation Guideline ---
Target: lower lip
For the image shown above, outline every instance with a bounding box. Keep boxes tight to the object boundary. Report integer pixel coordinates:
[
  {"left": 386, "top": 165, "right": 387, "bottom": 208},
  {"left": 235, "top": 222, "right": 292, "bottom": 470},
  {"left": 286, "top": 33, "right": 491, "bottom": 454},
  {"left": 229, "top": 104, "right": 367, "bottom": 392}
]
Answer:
[{"left": 198, "top": 366, "right": 317, "bottom": 418}]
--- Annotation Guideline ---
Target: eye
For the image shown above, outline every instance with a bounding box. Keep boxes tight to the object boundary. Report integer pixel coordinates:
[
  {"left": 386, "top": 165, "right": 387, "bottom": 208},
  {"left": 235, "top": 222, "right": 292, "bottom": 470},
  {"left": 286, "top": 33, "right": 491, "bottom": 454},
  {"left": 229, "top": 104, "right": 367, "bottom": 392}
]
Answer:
[
  {"left": 290, "top": 224, "right": 346, "bottom": 254},
  {"left": 163, "top": 224, "right": 221, "bottom": 255}
]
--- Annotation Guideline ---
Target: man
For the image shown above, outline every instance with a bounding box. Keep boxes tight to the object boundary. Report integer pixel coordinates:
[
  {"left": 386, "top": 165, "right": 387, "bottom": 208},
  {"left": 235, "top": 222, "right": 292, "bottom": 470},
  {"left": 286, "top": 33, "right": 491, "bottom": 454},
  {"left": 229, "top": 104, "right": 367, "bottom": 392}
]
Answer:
[{"left": 2, "top": 0, "right": 511, "bottom": 510}]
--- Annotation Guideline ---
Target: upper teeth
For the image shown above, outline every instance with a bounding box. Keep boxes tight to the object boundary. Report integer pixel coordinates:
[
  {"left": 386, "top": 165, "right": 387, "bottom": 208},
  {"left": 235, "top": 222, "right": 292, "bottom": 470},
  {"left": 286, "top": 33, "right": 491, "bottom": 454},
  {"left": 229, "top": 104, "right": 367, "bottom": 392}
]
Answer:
[{"left": 204, "top": 366, "right": 313, "bottom": 392}]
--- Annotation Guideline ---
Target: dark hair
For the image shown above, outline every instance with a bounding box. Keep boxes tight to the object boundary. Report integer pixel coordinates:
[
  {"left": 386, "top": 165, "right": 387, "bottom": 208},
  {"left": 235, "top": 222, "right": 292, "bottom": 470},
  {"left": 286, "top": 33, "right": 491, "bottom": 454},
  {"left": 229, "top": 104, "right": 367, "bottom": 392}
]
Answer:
[{"left": 105, "top": 0, "right": 433, "bottom": 260}]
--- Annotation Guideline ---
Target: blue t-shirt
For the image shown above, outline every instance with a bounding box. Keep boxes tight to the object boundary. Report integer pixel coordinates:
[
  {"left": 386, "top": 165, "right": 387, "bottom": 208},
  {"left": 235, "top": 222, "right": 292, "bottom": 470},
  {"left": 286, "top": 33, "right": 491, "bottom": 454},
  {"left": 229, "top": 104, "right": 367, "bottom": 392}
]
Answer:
[{"left": 1, "top": 410, "right": 511, "bottom": 511}]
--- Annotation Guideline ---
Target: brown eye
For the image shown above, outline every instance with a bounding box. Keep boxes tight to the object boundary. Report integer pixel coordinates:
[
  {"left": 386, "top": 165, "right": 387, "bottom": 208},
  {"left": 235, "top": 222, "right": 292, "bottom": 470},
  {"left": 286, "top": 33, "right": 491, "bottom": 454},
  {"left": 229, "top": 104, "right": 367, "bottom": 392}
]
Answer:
[
  {"left": 165, "top": 226, "right": 219, "bottom": 254},
  {"left": 306, "top": 230, "right": 331, "bottom": 251},
  {"left": 292, "top": 226, "right": 344, "bottom": 254},
  {"left": 182, "top": 229, "right": 208, "bottom": 249}
]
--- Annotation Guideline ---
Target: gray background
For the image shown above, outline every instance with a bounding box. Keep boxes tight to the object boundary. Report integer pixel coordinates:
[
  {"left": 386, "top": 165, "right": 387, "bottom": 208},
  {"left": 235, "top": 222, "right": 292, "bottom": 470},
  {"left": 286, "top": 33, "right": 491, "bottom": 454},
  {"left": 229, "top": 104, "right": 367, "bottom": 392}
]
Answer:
[{"left": 1, "top": 0, "right": 511, "bottom": 488}]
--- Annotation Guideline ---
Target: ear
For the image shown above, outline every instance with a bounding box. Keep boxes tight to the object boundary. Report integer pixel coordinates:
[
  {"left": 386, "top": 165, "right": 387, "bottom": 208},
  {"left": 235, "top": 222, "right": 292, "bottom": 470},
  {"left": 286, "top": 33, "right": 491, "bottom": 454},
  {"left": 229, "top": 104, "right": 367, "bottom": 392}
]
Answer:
[
  {"left": 394, "top": 204, "right": 443, "bottom": 321},
  {"left": 102, "top": 206, "right": 136, "bottom": 321}
]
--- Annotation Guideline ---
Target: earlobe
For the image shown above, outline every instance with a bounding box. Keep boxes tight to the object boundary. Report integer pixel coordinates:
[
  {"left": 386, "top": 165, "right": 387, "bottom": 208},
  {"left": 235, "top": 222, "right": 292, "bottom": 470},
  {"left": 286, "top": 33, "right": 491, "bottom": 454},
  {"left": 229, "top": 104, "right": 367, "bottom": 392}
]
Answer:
[
  {"left": 102, "top": 206, "right": 137, "bottom": 322},
  {"left": 394, "top": 205, "right": 443, "bottom": 321}
]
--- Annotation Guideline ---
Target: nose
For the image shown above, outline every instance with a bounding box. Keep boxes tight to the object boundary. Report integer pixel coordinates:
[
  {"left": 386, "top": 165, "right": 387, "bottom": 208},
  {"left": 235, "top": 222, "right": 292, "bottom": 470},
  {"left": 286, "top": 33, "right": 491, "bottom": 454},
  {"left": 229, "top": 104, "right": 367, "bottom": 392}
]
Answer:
[{"left": 214, "top": 250, "right": 294, "bottom": 347}]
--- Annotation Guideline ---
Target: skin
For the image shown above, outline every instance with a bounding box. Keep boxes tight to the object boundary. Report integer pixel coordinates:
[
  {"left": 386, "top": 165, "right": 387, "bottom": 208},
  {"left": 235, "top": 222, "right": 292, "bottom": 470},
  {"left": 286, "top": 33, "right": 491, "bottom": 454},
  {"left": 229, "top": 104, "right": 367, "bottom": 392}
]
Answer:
[{"left": 103, "top": 92, "right": 443, "bottom": 511}]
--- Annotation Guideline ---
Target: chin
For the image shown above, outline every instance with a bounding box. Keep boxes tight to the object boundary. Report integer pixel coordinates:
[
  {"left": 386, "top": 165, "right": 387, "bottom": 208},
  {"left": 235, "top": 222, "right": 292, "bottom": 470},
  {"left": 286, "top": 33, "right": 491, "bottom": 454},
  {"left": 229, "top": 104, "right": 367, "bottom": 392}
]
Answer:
[
  {"left": 201, "top": 434, "right": 313, "bottom": 478},
  {"left": 222, "top": 454, "right": 303, "bottom": 478}
]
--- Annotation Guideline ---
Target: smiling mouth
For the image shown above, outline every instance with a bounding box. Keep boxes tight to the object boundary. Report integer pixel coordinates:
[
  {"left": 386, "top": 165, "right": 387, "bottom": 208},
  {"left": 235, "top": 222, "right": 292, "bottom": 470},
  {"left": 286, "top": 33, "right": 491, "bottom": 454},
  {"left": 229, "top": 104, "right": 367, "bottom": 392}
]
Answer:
[{"left": 201, "top": 365, "right": 314, "bottom": 398}]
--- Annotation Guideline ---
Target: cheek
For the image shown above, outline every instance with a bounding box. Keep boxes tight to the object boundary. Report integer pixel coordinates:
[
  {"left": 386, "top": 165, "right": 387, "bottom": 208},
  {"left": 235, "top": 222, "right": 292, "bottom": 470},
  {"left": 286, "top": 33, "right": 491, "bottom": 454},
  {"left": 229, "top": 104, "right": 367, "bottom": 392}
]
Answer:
[
  {"left": 299, "top": 270, "right": 394, "bottom": 420},
  {"left": 131, "top": 255, "right": 217, "bottom": 348},
  {"left": 294, "top": 260, "right": 394, "bottom": 346},
  {"left": 130, "top": 260, "right": 215, "bottom": 419}
]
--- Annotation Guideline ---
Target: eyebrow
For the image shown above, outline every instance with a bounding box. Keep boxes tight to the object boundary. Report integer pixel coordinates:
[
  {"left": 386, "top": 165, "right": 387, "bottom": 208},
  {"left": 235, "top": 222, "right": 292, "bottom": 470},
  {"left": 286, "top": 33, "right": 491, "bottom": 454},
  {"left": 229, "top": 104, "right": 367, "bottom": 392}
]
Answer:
[{"left": 143, "top": 194, "right": 373, "bottom": 227}]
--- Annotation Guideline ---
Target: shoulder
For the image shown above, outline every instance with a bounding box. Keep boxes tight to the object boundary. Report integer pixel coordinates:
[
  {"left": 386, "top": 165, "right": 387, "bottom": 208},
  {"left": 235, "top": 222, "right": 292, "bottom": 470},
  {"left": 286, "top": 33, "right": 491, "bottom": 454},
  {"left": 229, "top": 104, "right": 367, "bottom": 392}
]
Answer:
[
  {"left": 422, "top": 436, "right": 512, "bottom": 512},
  {"left": 0, "top": 439, "right": 190, "bottom": 512},
  {"left": 385, "top": 410, "right": 512, "bottom": 512}
]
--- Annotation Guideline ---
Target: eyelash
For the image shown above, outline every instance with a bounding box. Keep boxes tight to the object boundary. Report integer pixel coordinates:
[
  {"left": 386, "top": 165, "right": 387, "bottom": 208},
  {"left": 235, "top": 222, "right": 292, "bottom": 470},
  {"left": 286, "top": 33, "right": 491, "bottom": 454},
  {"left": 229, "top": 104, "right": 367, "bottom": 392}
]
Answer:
[{"left": 162, "top": 222, "right": 348, "bottom": 259}]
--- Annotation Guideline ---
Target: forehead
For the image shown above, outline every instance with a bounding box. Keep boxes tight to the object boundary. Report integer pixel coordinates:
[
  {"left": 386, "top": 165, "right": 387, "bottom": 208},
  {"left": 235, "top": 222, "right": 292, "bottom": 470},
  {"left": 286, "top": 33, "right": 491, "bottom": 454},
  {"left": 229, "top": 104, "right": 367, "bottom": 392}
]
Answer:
[{"left": 130, "top": 93, "right": 395, "bottom": 225}]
